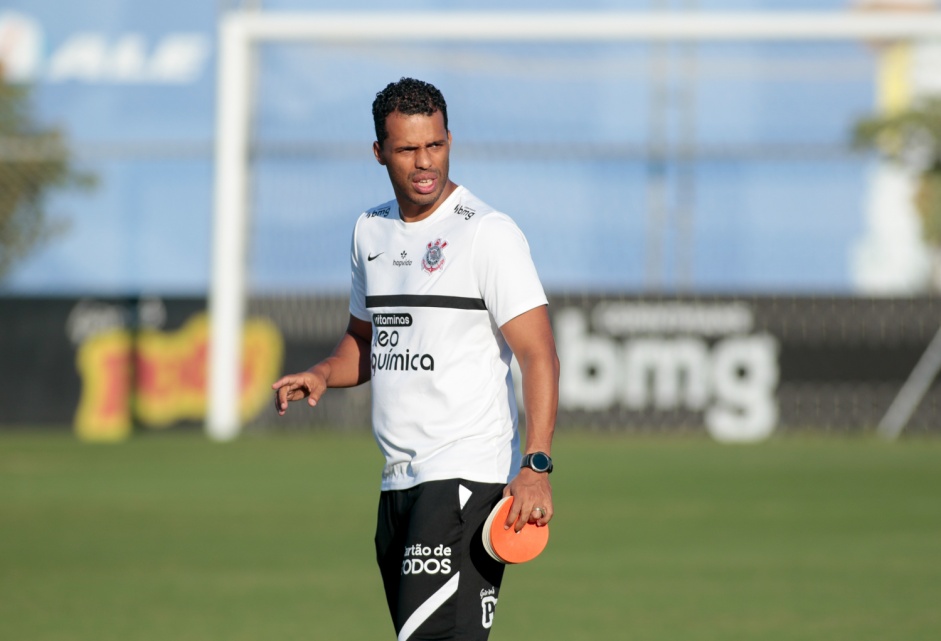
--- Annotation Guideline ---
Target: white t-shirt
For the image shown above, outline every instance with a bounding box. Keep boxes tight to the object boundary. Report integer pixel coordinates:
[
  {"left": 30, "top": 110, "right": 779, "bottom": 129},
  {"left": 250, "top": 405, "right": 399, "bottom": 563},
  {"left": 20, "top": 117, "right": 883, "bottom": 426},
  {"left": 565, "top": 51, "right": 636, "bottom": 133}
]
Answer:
[{"left": 349, "top": 186, "right": 548, "bottom": 491}]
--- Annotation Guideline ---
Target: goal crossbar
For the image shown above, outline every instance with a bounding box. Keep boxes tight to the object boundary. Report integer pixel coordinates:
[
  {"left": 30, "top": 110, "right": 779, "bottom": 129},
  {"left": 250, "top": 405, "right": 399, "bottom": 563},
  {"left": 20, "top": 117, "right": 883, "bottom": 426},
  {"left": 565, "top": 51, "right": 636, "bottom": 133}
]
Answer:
[
  {"left": 225, "top": 11, "right": 941, "bottom": 42},
  {"left": 208, "top": 10, "right": 941, "bottom": 440}
]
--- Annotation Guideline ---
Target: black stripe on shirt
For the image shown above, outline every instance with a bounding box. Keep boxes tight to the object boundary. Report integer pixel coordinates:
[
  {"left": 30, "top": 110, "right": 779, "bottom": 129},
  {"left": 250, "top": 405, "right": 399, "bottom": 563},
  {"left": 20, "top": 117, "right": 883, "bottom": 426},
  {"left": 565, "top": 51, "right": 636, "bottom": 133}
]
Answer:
[{"left": 366, "top": 295, "right": 487, "bottom": 311}]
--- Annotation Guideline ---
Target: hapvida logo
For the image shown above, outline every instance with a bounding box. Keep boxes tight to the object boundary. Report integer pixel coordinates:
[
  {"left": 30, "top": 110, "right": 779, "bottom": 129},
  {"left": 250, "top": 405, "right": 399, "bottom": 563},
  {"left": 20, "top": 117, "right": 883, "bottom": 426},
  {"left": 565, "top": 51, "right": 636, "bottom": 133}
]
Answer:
[{"left": 393, "top": 250, "right": 412, "bottom": 267}]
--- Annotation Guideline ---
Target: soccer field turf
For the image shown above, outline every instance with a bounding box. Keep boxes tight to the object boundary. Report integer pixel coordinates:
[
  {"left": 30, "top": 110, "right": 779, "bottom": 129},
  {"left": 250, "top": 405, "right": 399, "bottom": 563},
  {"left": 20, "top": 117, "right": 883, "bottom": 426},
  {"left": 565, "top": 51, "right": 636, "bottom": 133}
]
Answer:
[{"left": 2, "top": 431, "right": 939, "bottom": 641}]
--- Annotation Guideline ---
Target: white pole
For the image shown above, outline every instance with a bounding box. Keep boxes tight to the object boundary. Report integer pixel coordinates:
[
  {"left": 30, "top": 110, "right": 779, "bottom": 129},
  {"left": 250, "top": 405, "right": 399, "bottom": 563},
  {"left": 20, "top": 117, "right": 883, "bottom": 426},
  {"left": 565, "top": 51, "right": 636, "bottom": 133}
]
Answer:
[
  {"left": 231, "top": 11, "right": 941, "bottom": 42},
  {"left": 208, "top": 15, "right": 251, "bottom": 441},
  {"left": 878, "top": 326, "right": 941, "bottom": 440}
]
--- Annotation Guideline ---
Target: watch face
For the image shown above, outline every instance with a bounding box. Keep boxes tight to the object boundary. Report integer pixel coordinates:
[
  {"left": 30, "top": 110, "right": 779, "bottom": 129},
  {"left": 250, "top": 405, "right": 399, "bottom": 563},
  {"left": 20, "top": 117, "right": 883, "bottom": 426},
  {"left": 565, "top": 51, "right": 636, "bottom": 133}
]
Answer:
[{"left": 531, "top": 452, "right": 551, "bottom": 472}]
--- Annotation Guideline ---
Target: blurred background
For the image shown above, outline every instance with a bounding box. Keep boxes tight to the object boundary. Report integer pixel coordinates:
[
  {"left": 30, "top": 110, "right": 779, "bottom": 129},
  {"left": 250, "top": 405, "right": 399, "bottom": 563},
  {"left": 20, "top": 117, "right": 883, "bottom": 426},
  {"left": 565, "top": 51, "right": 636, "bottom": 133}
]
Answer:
[
  {"left": 2, "top": 0, "right": 940, "bottom": 440},
  {"left": 2, "top": 3, "right": 940, "bottom": 641}
]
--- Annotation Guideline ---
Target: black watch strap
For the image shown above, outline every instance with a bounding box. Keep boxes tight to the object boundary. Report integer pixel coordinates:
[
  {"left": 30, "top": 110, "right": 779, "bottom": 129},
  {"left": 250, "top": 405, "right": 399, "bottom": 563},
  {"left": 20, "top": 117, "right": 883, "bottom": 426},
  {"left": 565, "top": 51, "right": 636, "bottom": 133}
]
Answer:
[{"left": 521, "top": 451, "right": 553, "bottom": 474}]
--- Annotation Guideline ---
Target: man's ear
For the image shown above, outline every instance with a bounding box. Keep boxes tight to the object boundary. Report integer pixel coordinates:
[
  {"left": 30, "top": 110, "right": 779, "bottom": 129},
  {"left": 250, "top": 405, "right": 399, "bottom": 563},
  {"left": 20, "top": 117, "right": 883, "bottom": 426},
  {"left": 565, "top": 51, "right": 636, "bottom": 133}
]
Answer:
[{"left": 373, "top": 140, "right": 386, "bottom": 166}]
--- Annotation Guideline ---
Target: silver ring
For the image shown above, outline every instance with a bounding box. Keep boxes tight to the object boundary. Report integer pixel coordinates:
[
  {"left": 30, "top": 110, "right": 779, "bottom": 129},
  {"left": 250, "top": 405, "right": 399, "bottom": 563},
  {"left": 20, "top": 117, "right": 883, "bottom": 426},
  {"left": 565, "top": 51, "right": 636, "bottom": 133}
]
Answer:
[{"left": 533, "top": 506, "right": 546, "bottom": 517}]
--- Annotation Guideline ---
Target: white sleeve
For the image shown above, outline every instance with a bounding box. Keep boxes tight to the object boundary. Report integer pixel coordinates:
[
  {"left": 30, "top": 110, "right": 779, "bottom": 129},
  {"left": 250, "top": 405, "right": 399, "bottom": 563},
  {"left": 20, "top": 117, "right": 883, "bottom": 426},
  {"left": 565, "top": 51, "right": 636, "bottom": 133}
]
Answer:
[
  {"left": 349, "top": 216, "right": 369, "bottom": 322},
  {"left": 473, "top": 213, "right": 548, "bottom": 328}
]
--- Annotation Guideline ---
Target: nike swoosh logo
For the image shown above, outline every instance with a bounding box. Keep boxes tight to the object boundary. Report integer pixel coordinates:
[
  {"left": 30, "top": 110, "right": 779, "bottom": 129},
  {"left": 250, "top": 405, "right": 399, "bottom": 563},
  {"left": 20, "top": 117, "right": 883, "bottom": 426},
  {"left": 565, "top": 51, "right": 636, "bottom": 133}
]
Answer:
[{"left": 367, "top": 252, "right": 384, "bottom": 261}]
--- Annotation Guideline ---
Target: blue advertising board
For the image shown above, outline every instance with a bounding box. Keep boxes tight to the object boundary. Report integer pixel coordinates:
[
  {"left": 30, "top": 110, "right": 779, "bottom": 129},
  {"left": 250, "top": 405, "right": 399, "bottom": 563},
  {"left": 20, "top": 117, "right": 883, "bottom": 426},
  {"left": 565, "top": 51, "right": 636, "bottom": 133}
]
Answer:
[
  {"left": 0, "top": 1, "right": 216, "bottom": 294},
  {"left": 0, "top": 1, "right": 914, "bottom": 296}
]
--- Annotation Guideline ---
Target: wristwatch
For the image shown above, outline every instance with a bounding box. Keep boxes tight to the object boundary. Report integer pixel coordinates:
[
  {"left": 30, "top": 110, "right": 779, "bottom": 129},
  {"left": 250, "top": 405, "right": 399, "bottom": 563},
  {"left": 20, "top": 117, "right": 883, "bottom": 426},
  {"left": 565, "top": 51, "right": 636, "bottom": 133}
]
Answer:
[{"left": 521, "top": 451, "right": 553, "bottom": 474}]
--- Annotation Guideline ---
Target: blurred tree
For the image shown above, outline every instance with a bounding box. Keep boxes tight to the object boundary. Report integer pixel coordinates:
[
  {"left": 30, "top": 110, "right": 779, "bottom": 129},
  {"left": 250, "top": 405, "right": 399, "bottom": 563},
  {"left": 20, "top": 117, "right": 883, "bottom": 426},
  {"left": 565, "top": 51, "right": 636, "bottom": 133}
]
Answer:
[
  {"left": 0, "top": 77, "right": 92, "bottom": 281},
  {"left": 853, "top": 97, "right": 941, "bottom": 288}
]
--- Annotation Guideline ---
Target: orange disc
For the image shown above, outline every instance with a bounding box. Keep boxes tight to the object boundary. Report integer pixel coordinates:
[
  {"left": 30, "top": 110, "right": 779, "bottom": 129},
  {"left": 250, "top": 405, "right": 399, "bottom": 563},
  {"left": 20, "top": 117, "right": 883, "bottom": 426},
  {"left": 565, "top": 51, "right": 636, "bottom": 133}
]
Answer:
[{"left": 482, "top": 496, "right": 550, "bottom": 564}]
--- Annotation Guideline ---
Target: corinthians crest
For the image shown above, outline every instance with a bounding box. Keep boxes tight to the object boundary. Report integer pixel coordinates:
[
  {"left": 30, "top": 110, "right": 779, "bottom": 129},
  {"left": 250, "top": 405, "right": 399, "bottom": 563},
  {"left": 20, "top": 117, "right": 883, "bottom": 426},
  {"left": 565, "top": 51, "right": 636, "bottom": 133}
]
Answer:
[{"left": 421, "top": 238, "right": 448, "bottom": 273}]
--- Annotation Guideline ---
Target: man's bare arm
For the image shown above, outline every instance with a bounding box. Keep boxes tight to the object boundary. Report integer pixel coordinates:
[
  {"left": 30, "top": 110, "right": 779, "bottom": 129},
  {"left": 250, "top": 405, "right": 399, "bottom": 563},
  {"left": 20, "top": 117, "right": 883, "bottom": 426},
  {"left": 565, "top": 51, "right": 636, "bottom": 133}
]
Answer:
[
  {"left": 272, "top": 315, "right": 372, "bottom": 415},
  {"left": 499, "top": 305, "right": 560, "bottom": 532}
]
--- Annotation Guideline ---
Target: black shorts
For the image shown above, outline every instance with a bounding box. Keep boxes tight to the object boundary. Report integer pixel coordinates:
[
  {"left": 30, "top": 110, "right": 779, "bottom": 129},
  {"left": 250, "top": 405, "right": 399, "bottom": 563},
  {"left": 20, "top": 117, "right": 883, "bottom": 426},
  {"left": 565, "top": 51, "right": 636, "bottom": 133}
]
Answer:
[{"left": 375, "top": 479, "right": 507, "bottom": 641}]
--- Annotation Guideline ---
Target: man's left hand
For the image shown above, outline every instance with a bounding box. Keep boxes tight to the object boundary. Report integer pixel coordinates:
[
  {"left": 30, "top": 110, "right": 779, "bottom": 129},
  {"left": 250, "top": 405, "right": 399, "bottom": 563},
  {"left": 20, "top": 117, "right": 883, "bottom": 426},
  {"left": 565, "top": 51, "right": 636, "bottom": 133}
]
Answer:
[{"left": 503, "top": 468, "right": 553, "bottom": 532}]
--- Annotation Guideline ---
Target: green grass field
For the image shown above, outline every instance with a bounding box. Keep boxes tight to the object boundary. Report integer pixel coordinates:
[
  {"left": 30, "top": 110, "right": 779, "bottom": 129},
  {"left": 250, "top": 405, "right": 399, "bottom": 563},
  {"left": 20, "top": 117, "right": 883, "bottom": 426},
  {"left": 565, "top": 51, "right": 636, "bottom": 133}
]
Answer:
[{"left": 2, "top": 431, "right": 939, "bottom": 641}]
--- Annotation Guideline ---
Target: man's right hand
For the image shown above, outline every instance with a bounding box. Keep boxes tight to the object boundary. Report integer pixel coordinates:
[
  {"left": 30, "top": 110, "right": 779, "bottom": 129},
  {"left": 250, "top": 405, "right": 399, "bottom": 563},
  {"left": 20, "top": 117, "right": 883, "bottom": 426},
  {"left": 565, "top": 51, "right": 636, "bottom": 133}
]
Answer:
[
  {"left": 270, "top": 314, "right": 373, "bottom": 417},
  {"left": 271, "top": 370, "right": 328, "bottom": 415}
]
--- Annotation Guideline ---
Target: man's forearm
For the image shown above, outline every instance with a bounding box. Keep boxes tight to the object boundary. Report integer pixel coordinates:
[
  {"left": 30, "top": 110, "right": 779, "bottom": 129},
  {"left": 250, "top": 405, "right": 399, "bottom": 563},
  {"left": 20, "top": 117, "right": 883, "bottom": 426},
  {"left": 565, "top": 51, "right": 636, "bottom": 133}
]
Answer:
[
  {"left": 313, "top": 328, "right": 371, "bottom": 388},
  {"left": 518, "top": 351, "right": 560, "bottom": 454}
]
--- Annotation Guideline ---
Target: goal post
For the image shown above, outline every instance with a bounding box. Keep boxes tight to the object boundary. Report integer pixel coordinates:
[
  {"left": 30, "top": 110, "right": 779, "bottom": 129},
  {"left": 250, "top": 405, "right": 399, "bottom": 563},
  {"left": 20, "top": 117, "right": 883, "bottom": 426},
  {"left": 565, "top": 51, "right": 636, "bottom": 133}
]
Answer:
[{"left": 208, "top": 10, "right": 941, "bottom": 441}]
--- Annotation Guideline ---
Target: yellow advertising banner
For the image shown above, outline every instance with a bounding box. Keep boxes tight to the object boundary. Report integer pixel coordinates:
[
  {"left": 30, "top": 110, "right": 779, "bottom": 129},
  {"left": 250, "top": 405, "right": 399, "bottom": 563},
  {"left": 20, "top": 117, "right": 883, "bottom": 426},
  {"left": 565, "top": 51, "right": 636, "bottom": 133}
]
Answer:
[{"left": 74, "top": 313, "right": 283, "bottom": 441}]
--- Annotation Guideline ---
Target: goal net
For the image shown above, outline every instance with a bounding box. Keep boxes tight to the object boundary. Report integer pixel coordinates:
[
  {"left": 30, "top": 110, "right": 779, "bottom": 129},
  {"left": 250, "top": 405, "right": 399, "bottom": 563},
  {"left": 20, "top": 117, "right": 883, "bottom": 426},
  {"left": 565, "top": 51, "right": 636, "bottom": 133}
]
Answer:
[{"left": 209, "top": 10, "right": 941, "bottom": 441}]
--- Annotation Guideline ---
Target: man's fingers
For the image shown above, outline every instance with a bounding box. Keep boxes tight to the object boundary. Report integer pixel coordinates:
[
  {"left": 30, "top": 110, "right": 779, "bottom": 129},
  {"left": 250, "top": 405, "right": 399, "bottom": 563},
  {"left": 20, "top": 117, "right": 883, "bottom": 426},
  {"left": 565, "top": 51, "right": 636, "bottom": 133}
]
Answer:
[
  {"left": 503, "top": 498, "right": 533, "bottom": 531},
  {"left": 273, "top": 383, "right": 291, "bottom": 414},
  {"left": 502, "top": 496, "right": 553, "bottom": 531},
  {"left": 504, "top": 500, "right": 521, "bottom": 531},
  {"left": 273, "top": 377, "right": 309, "bottom": 414},
  {"left": 515, "top": 503, "right": 536, "bottom": 532},
  {"left": 532, "top": 504, "right": 553, "bottom": 527},
  {"left": 507, "top": 500, "right": 535, "bottom": 533}
]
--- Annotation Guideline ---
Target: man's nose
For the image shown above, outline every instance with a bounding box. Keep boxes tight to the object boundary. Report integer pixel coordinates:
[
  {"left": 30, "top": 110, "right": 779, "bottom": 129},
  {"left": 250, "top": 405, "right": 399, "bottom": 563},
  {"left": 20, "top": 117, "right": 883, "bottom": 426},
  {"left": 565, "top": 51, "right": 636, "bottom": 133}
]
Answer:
[{"left": 415, "top": 147, "right": 431, "bottom": 169}]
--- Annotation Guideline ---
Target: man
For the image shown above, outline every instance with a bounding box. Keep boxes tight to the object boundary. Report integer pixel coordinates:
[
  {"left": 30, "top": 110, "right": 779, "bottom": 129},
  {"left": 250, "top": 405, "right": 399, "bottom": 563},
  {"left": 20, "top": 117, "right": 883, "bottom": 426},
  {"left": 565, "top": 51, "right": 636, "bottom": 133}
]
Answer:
[{"left": 272, "top": 77, "right": 559, "bottom": 641}]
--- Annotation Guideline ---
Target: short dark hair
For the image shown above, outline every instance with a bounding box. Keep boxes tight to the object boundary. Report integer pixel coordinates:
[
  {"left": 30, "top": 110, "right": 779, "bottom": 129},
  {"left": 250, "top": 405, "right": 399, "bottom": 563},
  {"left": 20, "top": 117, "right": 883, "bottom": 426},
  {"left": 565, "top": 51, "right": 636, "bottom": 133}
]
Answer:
[{"left": 372, "top": 77, "right": 448, "bottom": 144}]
